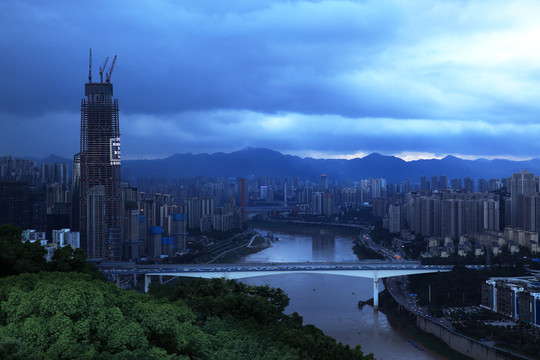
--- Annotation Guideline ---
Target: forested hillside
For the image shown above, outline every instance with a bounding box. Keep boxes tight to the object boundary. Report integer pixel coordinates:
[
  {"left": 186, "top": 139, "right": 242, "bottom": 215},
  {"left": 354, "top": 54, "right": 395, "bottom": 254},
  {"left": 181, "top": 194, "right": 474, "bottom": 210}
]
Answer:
[{"left": 0, "top": 224, "right": 373, "bottom": 359}]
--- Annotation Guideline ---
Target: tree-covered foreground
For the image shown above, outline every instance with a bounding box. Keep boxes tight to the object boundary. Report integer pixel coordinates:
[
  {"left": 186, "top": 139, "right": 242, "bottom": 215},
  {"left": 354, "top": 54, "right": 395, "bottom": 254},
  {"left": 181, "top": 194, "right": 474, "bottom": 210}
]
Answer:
[{"left": 0, "top": 224, "right": 373, "bottom": 359}]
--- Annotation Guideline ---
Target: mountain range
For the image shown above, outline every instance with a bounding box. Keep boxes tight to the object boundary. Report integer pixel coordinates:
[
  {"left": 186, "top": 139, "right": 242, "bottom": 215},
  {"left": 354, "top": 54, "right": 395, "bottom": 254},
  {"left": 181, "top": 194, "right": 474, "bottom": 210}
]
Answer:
[{"left": 27, "top": 148, "right": 540, "bottom": 184}]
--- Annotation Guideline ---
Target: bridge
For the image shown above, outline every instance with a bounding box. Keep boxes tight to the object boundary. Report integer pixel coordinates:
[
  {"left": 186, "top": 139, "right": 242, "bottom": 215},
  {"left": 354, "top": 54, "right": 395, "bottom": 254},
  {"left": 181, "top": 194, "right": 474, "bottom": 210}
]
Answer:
[{"left": 100, "top": 261, "right": 453, "bottom": 308}]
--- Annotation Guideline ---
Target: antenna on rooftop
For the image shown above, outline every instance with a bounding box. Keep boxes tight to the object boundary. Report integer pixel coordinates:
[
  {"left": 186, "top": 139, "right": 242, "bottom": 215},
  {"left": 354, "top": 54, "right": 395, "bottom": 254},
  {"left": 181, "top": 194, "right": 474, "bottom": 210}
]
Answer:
[{"left": 88, "top": 48, "right": 92, "bottom": 83}]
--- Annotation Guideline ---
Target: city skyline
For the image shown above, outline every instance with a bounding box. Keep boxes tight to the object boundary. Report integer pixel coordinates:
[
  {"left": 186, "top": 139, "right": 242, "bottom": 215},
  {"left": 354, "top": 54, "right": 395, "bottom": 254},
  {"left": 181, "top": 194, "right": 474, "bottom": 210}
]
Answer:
[{"left": 2, "top": 1, "right": 540, "bottom": 161}]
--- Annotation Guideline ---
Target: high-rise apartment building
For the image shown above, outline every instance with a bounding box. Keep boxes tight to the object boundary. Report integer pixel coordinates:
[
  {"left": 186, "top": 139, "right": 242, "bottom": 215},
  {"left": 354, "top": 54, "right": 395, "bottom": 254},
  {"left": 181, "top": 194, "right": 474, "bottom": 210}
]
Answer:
[
  {"left": 431, "top": 176, "right": 438, "bottom": 190},
  {"left": 79, "top": 52, "right": 122, "bottom": 260},
  {"left": 388, "top": 203, "right": 401, "bottom": 233},
  {"left": 464, "top": 177, "right": 474, "bottom": 193},
  {"left": 420, "top": 176, "right": 429, "bottom": 191},
  {"left": 451, "top": 178, "right": 462, "bottom": 190},
  {"left": 510, "top": 170, "right": 536, "bottom": 229},
  {"left": 439, "top": 175, "right": 449, "bottom": 190},
  {"left": 320, "top": 174, "right": 328, "bottom": 192},
  {"left": 478, "top": 179, "right": 488, "bottom": 193},
  {"left": 407, "top": 192, "right": 500, "bottom": 239}
]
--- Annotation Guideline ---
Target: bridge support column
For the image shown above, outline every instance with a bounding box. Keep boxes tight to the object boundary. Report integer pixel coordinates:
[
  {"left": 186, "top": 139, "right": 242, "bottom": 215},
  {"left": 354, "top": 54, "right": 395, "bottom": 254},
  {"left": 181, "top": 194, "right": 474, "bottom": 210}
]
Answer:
[
  {"left": 144, "top": 275, "right": 150, "bottom": 293},
  {"left": 373, "top": 275, "right": 379, "bottom": 310},
  {"left": 116, "top": 275, "right": 121, "bottom": 287},
  {"left": 133, "top": 274, "right": 137, "bottom": 286},
  {"left": 159, "top": 275, "right": 163, "bottom": 284}
]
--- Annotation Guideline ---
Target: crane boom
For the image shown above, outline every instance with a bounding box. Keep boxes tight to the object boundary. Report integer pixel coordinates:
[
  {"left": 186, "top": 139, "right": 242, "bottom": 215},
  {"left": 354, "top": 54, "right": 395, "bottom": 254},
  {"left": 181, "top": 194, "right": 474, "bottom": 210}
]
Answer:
[
  {"left": 106, "top": 55, "right": 117, "bottom": 83},
  {"left": 99, "top": 57, "right": 109, "bottom": 83},
  {"left": 88, "top": 48, "right": 92, "bottom": 83}
]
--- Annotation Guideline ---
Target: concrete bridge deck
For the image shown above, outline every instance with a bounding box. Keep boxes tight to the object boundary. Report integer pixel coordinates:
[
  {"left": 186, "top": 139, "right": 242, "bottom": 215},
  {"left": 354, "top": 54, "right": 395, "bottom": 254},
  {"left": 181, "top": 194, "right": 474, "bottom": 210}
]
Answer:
[{"left": 100, "top": 261, "right": 453, "bottom": 308}]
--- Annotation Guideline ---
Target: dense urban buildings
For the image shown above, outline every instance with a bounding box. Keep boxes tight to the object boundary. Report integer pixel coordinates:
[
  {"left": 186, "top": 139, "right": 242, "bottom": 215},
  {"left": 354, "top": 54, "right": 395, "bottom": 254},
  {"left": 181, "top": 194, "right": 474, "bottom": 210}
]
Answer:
[{"left": 6, "top": 135, "right": 540, "bottom": 263}]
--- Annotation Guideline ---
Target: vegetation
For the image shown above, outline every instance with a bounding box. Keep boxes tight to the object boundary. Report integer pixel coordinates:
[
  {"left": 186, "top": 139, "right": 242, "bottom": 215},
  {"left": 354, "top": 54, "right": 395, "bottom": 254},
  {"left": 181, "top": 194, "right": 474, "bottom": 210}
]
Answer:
[
  {"left": 368, "top": 221, "right": 396, "bottom": 246},
  {"left": 150, "top": 279, "right": 373, "bottom": 360},
  {"left": 411, "top": 263, "right": 540, "bottom": 359},
  {"left": 0, "top": 224, "right": 374, "bottom": 359},
  {"left": 0, "top": 224, "right": 47, "bottom": 277},
  {"left": 453, "top": 320, "right": 540, "bottom": 357},
  {"left": 249, "top": 218, "right": 361, "bottom": 237},
  {"left": 338, "top": 205, "right": 375, "bottom": 225},
  {"left": 352, "top": 241, "right": 384, "bottom": 260},
  {"left": 409, "top": 264, "right": 528, "bottom": 308},
  {"left": 0, "top": 272, "right": 204, "bottom": 359},
  {"left": 208, "top": 246, "right": 263, "bottom": 264},
  {"left": 0, "top": 224, "right": 103, "bottom": 279}
]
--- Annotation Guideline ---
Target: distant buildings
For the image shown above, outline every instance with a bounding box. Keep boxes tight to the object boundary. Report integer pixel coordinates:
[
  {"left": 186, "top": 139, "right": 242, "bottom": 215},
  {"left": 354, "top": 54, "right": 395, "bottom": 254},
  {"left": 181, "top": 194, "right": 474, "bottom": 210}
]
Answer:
[
  {"left": 320, "top": 174, "right": 328, "bottom": 192},
  {"left": 0, "top": 181, "right": 31, "bottom": 230},
  {"left": 510, "top": 170, "right": 536, "bottom": 229},
  {"left": 10, "top": 106, "right": 540, "bottom": 266},
  {"left": 52, "top": 228, "right": 80, "bottom": 249},
  {"left": 22, "top": 228, "right": 80, "bottom": 262},
  {"left": 388, "top": 203, "right": 401, "bottom": 233},
  {"left": 406, "top": 192, "right": 500, "bottom": 239}
]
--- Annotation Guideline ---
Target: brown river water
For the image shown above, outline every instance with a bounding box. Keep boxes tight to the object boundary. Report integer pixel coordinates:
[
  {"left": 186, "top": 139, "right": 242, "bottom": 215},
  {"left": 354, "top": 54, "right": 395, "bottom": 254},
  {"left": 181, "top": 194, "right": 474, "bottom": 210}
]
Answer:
[{"left": 238, "top": 228, "right": 447, "bottom": 360}]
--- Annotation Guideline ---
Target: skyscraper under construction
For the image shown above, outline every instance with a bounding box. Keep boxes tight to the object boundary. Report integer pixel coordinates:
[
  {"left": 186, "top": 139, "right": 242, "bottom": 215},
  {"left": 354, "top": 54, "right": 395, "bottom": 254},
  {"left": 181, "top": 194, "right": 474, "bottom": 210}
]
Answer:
[{"left": 79, "top": 50, "right": 122, "bottom": 260}]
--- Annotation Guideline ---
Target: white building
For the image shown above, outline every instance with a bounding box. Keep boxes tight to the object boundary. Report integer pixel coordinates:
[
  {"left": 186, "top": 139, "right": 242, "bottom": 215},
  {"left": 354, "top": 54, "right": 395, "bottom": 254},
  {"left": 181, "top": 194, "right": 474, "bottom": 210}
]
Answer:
[{"left": 52, "top": 229, "right": 80, "bottom": 249}]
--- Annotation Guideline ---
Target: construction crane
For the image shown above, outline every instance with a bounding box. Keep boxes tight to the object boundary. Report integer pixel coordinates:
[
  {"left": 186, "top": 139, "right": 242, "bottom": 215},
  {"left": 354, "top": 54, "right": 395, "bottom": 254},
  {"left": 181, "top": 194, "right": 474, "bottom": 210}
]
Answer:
[
  {"left": 88, "top": 48, "right": 92, "bottom": 83},
  {"left": 105, "top": 55, "right": 117, "bottom": 83},
  {"left": 99, "top": 56, "right": 109, "bottom": 83}
]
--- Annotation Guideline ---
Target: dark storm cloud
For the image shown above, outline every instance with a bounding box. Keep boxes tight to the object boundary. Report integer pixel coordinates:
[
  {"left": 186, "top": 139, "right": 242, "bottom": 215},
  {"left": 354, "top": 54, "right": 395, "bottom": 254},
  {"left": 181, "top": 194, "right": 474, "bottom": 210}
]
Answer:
[
  {"left": 2, "top": 0, "right": 540, "bottom": 160},
  {"left": 120, "top": 111, "right": 540, "bottom": 160}
]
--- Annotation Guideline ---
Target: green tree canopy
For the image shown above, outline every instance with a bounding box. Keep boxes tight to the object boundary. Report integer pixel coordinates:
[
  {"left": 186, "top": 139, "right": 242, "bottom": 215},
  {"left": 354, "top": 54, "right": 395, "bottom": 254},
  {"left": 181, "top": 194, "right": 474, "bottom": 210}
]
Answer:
[
  {"left": 0, "top": 273, "right": 374, "bottom": 359},
  {"left": 0, "top": 224, "right": 47, "bottom": 277}
]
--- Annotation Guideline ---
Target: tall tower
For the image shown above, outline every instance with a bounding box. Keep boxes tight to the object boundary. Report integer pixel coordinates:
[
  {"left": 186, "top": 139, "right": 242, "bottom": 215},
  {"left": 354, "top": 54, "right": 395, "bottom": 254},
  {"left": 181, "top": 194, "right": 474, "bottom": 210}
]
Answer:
[
  {"left": 510, "top": 170, "right": 536, "bottom": 229},
  {"left": 320, "top": 174, "right": 328, "bottom": 192},
  {"left": 80, "top": 50, "right": 121, "bottom": 260}
]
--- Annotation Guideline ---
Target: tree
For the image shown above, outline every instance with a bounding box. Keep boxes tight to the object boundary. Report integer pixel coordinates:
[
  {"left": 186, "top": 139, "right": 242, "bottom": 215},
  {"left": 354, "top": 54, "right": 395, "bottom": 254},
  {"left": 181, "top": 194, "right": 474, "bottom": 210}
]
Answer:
[
  {"left": 0, "top": 272, "right": 205, "bottom": 359},
  {"left": 0, "top": 224, "right": 46, "bottom": 277},
  {"left": 48, "top": 245, "right": 104, "bottom": 279},
  {"left": 150, "top": 278, "right": 373, "bottom": 360}
]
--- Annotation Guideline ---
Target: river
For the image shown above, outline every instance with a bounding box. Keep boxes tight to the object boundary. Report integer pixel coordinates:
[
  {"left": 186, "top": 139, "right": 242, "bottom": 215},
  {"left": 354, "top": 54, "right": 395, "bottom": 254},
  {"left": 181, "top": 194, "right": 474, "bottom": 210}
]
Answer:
[{"left": 237, "top": 227, "right": 446, "bottom": 360}]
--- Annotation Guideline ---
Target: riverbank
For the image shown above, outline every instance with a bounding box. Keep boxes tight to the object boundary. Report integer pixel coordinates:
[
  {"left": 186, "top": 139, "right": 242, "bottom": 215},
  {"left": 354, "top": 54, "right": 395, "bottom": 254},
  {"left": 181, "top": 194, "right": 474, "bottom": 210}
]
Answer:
[
  {"left": 378, "top": 288, "right": 473, "bottom": 360},
  {"left": 211, "top": 245, "right": 267, "bottom": 263},
  {"left": 248, "top": 220, "right": 469, "bottom": 359},
  {"left": 248, "top": 219, "right": 363, "bottom": 237}
]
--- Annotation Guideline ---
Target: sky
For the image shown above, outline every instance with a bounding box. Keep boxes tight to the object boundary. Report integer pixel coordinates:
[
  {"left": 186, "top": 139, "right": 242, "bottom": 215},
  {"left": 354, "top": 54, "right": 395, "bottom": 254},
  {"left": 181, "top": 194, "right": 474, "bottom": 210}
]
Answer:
[{"left": 2, "top": 0, "right": 540, "bottom": 161}]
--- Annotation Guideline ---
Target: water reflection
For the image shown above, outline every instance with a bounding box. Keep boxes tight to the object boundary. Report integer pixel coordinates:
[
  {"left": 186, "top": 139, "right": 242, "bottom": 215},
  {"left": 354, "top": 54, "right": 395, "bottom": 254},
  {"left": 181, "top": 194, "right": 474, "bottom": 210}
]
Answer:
[
  {"left": 243, "top": 228, "right": 358, "bottom": 263},
  {"left": 239, "top": 227, "right": 447, "bottom": 360},
  {"left": 311, "top": 231, "right": 335, "bottom": 261}
]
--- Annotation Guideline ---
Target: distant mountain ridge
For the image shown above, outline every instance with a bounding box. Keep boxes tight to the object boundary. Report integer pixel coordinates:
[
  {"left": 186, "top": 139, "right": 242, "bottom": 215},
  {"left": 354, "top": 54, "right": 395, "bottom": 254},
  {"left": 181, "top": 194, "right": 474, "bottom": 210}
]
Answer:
[
  {"left": 121, "top": 148, "right": 540, "bottom": 183},
  {"left": 22, "top": 149, "right": 540, "bottom": 184}
]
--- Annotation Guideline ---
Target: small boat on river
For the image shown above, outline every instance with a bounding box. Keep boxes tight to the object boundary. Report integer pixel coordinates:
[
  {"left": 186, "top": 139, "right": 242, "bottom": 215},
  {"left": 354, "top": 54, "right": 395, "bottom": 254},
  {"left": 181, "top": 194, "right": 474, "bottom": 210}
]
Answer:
[{"left": 407, "top": 339, "right": 424, "bottom": 351}]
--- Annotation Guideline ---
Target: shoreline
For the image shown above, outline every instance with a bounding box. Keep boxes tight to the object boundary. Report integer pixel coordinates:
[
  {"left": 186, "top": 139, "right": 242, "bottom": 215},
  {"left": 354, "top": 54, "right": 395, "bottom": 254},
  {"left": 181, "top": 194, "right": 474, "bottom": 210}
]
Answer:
[
  {"left": 245, "top": 220, "right": 469, "bottom": 360},
  {"left": 377, "top": 288, "right": 473, "bottom": 360}
]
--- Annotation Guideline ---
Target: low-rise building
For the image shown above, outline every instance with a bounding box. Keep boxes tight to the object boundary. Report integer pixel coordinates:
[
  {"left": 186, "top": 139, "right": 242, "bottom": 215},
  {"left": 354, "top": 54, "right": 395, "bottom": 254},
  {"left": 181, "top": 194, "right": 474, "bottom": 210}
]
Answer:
[{"left": 481, "top": 277, "right": 540, "bottom": 326}]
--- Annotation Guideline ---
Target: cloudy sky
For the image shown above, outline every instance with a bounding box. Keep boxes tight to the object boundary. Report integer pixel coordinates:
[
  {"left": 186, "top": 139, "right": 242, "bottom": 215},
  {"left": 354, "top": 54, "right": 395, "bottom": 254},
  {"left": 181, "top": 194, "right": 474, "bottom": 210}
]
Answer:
[{"left": 2, "top": 0, "right": 540, "bottom": 161}]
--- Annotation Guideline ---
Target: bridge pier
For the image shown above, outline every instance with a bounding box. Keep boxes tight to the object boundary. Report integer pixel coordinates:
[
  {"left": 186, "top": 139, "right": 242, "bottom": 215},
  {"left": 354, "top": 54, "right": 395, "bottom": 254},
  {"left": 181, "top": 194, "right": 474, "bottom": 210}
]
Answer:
[
  {"left": 133, "top": 273, "right": 137, "bottom": 286},
  {"left": 144, "top": 275, "right": 150, "bottom": 293},
  {"left": 373, "top": 274, "right": 379, "bottom": 310}
]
